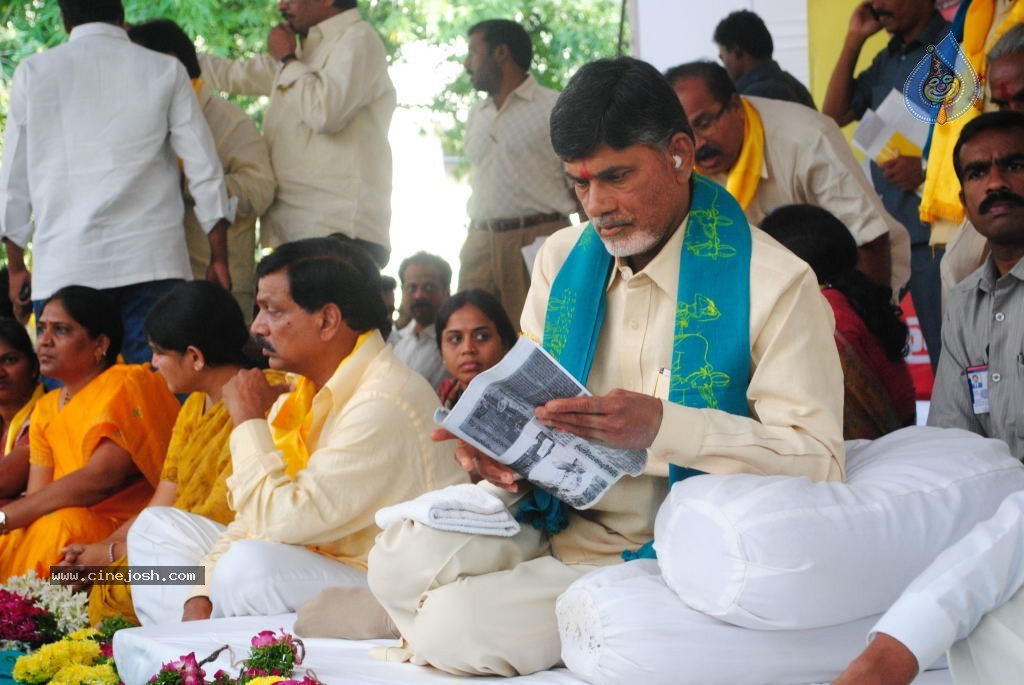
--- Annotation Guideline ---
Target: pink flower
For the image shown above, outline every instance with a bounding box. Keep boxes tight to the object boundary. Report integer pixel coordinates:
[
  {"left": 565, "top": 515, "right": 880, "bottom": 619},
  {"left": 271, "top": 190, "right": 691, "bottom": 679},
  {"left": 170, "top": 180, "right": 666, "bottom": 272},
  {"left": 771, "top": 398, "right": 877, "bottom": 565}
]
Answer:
[{"left": 250, "top": 630, "right": 278, "bottom": 648}]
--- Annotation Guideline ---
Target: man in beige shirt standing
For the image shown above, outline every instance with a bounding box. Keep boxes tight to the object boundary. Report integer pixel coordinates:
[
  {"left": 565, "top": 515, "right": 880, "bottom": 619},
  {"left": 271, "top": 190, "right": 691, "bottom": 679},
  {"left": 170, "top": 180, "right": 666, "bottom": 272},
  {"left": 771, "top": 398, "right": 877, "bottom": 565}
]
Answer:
[
  {"left": 127, "top": 237, "right": 466, "bottom": 625},
  {"left": 128, "top": 19, "right": 276, "bottom": 319},
  {"left": 367, "top": 57, "right": 844, "bottom": 677},
  {"left": 199, "top": 0, "right": 395, "bottom": 267},
  {"left": 461, "top": 19, "right": 577, "bottom": 324}
]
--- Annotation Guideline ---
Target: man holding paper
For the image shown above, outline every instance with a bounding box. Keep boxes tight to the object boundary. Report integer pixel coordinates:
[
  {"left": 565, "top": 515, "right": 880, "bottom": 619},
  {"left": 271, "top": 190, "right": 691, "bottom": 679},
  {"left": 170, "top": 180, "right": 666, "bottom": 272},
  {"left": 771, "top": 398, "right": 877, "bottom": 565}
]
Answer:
[
  {"left": 367, "top": 57, "right": 845, "bottom": 677},
  {"left": 823, "top": 0, "right": 949, "bottom": 368}
]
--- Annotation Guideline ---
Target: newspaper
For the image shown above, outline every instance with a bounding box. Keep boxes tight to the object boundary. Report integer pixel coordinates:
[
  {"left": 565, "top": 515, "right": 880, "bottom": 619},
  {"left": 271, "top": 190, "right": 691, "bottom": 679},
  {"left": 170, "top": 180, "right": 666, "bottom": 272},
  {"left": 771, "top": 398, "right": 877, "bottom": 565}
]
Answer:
[
  {"left": 852, "top": 88, "right": 930, "bottom": 166},
  {"left": 434, "top": 337, "right": 647, "bottom": 510}
]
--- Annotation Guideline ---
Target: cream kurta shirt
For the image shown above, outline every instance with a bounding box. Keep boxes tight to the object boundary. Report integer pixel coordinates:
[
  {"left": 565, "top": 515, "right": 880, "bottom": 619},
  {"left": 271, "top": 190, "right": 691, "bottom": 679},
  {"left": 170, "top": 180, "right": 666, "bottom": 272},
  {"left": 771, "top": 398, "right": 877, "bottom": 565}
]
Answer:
[
  {"left": 199, "top": 9, "right": 395, "bottom": 249},
  {"left": 465, "top": 74, "right": 576, "bottom": 221},
  {"left": 188, "top": 331, "right": 467, "bottom": 599},
  {"left": 711, "top": 96, "right": 912, "bottom": 295},
  {"left": 184, "top": 83, "right": 275, "bottom": 312},
  {"left": 521, "top": 220, "right": 845, "bottom": 563}
]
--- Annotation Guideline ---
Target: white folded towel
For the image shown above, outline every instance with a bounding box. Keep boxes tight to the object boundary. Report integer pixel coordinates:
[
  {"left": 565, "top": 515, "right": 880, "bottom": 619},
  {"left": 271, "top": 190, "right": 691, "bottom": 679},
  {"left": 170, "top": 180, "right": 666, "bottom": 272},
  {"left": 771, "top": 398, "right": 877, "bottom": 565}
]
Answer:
[{"left": 375, "top": 483, "right": 521, "bottom": 537}]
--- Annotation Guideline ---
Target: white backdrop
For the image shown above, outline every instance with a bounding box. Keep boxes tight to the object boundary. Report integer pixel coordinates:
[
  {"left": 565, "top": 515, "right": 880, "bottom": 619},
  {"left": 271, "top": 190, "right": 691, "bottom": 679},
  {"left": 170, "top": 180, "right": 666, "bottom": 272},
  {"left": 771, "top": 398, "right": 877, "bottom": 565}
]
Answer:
[{"left": 628, "top": 0, "right": 810, "bottom": 86}]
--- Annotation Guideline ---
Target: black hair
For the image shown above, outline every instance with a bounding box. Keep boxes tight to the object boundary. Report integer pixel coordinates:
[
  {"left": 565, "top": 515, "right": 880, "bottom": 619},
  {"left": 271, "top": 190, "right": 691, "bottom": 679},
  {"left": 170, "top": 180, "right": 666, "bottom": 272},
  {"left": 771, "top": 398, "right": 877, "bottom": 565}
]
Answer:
[
  {"left": 127, "top": 19, "right": 201, "bottom": 79},
  {"left": 434, "top": 289, "right": 518, "bottom": 353},
  {"left": 954, "top": 110, "right": 1024, "bottom": 182},
  {"left": 256, "top": 237, "right": 389, "bottom": 333},
  {"left": 713, "top": 10, "right": 774, "bottom": 60},
  {"left": 143, "top": 281, "right": 252, "bottom": 367},
  {"left": 468, "top": 19, "right": 533, "bottom": 72},
  {"left": 550, "top": 57, "right": 692, "bottom": 161},
  {"left": 663, "top": 60, "right": 739, "bottom": 107},
  {"left": 760, "top": 205, "right": 909, "bottom": 362},
  {"left": 0, "top": 316, "right": 40, "bottom": 382},
  {"left": 398, "top": 252, "right": 453, "bottom": 291},
  {"left": 333, "top": 0, "right": 357, "bottom": 10},
  {"left": 380, "top": 275, "right": 397, "bottom": 292},
  {"left": 42, "top": 286, "right": 123, "bottom": 367},
  {"left": 58, "top": 0, "right": 123, "bottom": 27}
]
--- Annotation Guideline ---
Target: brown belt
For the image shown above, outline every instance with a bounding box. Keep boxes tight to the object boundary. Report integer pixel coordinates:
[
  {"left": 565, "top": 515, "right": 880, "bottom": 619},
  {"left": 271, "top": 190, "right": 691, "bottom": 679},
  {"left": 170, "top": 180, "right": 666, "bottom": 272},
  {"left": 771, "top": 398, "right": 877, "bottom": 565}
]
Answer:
[{"left": 470, "top": 212, "right": 569, "bottom": 233}]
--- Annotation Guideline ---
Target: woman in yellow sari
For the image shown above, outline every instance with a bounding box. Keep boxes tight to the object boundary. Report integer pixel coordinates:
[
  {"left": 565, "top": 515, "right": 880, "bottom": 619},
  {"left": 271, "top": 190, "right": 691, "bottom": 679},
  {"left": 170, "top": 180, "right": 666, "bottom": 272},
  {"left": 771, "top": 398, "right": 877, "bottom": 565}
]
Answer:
[
  {"left": 0, "top": 318, "right": 45, "bottom": 504},
  {"left": 56, "top": 281, "right": 279, "bottom": 624},
  {"left": 0, "top": 286, "right": 179, "bottom": 581}
]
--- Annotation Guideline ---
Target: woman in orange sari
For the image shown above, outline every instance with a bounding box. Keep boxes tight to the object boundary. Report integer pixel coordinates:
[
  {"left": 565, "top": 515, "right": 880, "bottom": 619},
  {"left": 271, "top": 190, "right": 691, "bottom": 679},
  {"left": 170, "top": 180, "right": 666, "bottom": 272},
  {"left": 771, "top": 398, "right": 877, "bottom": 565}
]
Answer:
[
  {"left": 0, "top": 286, "right": 179, "bottom": 581},
  {"left": 57, "top": 281, "right": 278, "bottom": 624},
  {"left": 0, "top": 318, "right": 45, "bottom": 504}
]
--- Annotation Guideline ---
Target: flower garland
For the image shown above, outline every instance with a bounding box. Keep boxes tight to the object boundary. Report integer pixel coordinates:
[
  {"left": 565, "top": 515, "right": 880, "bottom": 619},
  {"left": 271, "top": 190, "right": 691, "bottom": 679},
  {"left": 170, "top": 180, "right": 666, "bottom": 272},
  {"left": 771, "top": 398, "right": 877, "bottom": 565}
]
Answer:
[{"left": 147, "top": 629, "right": 321, "bottom": 685}]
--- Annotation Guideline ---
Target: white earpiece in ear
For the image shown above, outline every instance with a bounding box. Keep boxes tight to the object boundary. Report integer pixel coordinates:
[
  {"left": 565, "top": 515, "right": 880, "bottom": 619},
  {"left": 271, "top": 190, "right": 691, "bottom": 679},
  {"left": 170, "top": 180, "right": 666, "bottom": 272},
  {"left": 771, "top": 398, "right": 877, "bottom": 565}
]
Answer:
[{"left": 673, "top": 155, "right": 683, "bottom": 168}]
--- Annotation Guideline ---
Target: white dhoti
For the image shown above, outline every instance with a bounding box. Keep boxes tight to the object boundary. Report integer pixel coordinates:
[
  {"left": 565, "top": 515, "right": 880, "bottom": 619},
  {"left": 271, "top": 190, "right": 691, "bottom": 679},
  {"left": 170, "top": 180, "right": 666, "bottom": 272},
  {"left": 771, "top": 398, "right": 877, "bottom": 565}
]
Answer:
[{"left": 128, "top": 506, "right": 366, "bottom": 625}]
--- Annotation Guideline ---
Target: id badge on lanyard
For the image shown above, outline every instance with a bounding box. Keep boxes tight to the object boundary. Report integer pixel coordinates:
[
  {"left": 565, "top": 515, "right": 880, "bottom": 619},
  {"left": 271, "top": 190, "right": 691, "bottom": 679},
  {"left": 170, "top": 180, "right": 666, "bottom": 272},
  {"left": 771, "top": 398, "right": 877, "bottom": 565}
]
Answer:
[{"left": 966, "top": 364, "right": 989, "bottom": 415}]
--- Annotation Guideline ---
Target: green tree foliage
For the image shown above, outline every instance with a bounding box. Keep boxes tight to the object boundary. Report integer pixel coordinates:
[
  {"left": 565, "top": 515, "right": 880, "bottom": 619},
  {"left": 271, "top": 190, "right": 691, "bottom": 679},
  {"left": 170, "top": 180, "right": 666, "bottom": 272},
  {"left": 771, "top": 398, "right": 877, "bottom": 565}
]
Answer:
[{"left": 0, "top": 0, "right": 626, "bottom": 157}]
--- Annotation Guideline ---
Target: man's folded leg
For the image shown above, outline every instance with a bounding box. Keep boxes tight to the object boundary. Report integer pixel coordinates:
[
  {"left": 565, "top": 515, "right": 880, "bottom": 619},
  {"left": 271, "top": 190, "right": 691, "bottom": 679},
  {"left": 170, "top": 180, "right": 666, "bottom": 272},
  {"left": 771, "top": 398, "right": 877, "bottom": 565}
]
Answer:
[
  {"left": 210, "top": 539, "right": 368, "bottom": 618},
  {"left": 369, "top": 517, "right": 596, "bottom": 676},
  {"left": 949, "top": 585, "right": 1024, "bottom": 685}
]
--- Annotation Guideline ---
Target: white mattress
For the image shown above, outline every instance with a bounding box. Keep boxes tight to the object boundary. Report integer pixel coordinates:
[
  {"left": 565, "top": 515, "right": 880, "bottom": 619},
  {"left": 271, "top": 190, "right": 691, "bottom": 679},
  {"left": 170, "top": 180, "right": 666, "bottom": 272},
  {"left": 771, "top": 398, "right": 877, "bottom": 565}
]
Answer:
[{"left": 112, "top": 614, "right": 952, "bottom": 685}]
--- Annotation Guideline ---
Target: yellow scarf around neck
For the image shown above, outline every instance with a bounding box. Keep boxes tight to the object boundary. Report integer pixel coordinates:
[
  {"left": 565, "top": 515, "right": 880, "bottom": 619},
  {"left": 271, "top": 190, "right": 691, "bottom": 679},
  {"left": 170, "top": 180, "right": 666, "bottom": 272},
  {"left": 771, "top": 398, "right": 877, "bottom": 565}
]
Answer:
[
  {"left": 723, "top": 97, "right": 765, "bottom": 211},
  {"left": 270, "top": 331, "right": 372, "bottom": 477},
  {"left": 920, "top": 0, "right": 1024, "bottom": 225}
]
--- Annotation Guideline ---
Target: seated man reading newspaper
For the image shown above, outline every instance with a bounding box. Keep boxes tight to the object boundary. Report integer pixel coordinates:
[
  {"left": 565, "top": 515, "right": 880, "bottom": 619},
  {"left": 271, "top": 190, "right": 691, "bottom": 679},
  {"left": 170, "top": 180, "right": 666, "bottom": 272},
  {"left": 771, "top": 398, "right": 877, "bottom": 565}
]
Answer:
[{"left": 366, "top": 56, "right": 846, "bottom": 677}]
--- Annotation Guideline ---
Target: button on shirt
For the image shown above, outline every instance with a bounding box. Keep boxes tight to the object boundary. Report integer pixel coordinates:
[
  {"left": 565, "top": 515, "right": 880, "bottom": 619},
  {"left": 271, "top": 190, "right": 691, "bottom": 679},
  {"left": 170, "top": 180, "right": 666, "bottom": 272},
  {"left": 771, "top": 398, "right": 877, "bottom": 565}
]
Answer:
[
  {"left": 929, "top": 256, "right": 1024, "bottom": 459},
  {"left": 465, "top": 74, "right": 576, "bottom": 222},
  {"left": 0, "top": 23, "right": 232, "bottom": 299},
  {"left": 521, "top": 220, "right": 845, "bottom": 563}
]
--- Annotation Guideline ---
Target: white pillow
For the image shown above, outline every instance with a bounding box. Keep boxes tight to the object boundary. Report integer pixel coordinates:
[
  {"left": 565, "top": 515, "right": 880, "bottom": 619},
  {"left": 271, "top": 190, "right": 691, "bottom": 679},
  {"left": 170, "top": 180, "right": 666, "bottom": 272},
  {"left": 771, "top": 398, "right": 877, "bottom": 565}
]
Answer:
[
  {"left": 557, "top": 559, "right": 885, "bottom": 685},
  {"left": 655, "top": 426, "right": 1024, "bottom": 630}
]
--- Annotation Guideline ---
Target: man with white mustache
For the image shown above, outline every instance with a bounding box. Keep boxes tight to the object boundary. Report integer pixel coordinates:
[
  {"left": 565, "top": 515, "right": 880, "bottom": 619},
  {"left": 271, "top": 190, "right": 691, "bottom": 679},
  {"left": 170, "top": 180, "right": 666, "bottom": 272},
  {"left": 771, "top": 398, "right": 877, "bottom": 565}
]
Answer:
[{"left": 367, "top": 56, "right": 845, "bottom": 678}]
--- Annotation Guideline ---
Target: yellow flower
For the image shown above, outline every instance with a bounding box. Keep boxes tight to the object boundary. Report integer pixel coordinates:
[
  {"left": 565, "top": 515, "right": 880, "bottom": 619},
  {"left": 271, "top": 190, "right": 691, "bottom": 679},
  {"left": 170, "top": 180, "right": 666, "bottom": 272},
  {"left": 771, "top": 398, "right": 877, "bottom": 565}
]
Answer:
[
  {"left": 49, "top": 662, "right": 120, "bottom": 685},
  {"left": 12, "top": 639, "right": 101, "bottom": 684},
  {"left": 244, "top": 677, "right": 287, "bottom": 685},
  {"left": 65, "top": 628, "right": 100, "bottom": 642}
]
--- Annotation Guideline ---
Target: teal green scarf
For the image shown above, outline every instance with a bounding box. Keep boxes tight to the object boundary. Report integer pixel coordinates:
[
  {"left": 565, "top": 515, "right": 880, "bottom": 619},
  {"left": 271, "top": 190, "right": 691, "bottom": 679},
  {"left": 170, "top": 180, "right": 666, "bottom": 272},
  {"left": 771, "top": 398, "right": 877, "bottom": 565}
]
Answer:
[{"left": 518, "top": 174, "right": 752, "bottom": 559}]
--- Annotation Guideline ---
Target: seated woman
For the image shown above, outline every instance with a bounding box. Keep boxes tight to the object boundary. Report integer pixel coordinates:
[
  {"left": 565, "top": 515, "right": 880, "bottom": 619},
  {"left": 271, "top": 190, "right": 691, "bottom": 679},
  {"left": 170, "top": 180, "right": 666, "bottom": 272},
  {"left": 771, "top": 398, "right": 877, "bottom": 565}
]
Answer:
[
  {"left": 69, "top": 281, "right": 280, "bottom": 624},
  {"left": 436, "top": 289, "right": 518, "bottom": 409},
  {"left": 760, "top": 205, "right": 915, "bottom": 439},
  {"left": 0, "top": 318, "right": 45, "bottom": 504},
  {"left": 0, "top": 286, "right": 179, "bottom": 581}
]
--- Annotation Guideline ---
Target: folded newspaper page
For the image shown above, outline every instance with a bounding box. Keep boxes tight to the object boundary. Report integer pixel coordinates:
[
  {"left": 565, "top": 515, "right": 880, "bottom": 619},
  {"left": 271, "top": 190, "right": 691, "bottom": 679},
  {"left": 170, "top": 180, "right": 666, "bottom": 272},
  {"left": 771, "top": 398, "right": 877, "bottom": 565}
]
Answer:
[{"left": 434, "top": 337, "right": 647, "bottom": 510}]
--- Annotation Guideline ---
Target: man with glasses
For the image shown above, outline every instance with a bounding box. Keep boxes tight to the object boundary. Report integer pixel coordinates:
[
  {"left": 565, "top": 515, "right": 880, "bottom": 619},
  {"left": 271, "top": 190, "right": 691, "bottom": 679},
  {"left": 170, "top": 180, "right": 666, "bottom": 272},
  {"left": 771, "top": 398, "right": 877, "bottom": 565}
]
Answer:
[
  {"left": 666, "top": 61, "right": 910, "bottom": 294},
  {"left": 198, "top": 0, "right": 396, "bottom": 268}
]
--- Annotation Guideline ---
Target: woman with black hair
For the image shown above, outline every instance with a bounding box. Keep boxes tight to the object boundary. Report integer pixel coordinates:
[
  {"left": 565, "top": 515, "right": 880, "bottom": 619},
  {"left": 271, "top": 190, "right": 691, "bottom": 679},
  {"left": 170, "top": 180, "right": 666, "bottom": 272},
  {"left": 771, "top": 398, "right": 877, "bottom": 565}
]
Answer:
[
  {"left": 0, "top": 286, "right": 180, "bottom": 581},
  {"left": 0, "top": 317, "right": 44, "bottom": 502},
  {"left": 761, "top": 204, "right": 916, "bottom": 438}
]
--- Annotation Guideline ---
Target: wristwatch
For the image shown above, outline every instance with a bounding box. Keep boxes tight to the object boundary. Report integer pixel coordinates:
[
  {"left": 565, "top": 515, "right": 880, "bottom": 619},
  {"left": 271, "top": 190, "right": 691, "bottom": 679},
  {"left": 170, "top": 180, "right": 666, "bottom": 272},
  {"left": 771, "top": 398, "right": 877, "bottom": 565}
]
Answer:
[
  {"left": 0, "top": 510, "right": 8, "bottom": 535},
  {"left": 280, "top": 52, "right": 297, "bottom": 66}
]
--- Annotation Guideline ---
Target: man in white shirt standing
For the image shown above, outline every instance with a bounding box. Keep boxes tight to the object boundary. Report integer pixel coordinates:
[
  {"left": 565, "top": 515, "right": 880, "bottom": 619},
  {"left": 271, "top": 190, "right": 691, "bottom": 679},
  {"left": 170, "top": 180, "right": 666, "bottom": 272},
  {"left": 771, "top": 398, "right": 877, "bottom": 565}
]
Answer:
[
  {"left": 461, "top": 19, "right": 577, "bottom": 325},
  {"left": 199, "top": 0, "right": 396, "bottom": 268},
  {"left": 392, "top": 252, "right": 451, "bottom": 389},
  {"left": 0, "top": 0, "right": 233, "bottom": 364}
]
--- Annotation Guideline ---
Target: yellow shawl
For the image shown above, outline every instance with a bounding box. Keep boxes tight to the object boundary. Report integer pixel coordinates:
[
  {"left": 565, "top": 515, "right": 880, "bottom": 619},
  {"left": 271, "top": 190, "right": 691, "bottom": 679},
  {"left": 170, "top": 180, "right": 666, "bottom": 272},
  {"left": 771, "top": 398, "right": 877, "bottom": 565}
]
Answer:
[{"left": 920, "top": 0, "right": 1024, "bottom": 226}]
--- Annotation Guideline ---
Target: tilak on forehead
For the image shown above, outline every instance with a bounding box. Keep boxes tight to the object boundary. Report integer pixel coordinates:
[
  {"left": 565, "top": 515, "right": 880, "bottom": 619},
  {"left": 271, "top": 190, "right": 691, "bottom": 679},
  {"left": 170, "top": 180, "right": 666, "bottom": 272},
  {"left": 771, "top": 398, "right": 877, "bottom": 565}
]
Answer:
[{"left": 577, "top": 161, "right": 592, "bottom": 180}]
